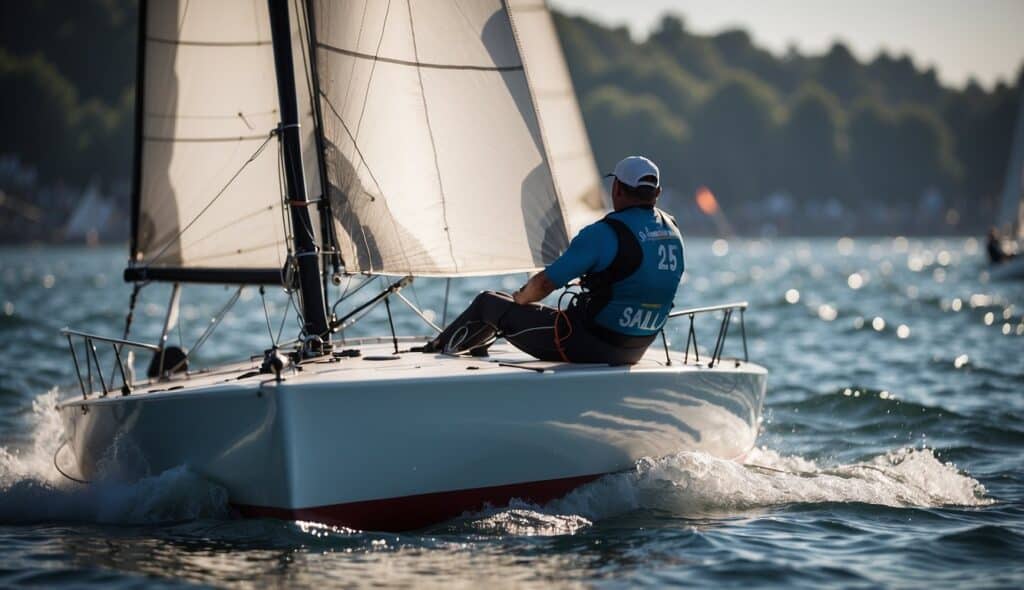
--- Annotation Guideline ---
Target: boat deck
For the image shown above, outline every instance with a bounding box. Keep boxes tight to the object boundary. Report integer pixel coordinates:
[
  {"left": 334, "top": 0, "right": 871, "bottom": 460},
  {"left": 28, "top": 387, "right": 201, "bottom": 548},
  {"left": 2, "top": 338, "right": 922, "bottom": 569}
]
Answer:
[{"left": 61, "top": 337, "right": 763, "bottom": 405}]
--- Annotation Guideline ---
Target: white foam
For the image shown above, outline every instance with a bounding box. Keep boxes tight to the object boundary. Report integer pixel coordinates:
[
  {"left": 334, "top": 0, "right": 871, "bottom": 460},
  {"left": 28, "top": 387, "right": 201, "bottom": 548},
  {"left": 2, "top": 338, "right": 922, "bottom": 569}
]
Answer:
[
  {"left": 0, "top": 390, "right": 229, "bottom": 525},
  {"left": 460, "top": 446, "right": 993, "bottom": 534},
  {"left": 545, "top": 446, "right": 992, "bottom": 522}
]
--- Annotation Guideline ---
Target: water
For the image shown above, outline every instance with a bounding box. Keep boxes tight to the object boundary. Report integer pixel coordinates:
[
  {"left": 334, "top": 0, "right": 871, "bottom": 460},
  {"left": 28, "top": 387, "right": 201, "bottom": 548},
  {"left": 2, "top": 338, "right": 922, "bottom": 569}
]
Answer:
[{"left": 0, "top": 238, "right": 1021, "bottom": 588}]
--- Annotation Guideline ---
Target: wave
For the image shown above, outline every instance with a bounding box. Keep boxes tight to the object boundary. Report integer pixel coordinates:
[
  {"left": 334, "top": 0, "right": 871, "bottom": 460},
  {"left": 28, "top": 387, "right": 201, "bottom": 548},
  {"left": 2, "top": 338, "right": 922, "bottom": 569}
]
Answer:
[
  {"left": 452, "top": 447, "right": 993, "bottom": 535},
  {"left": 0, "top": 390, "right": 229, "bottom": 525}
]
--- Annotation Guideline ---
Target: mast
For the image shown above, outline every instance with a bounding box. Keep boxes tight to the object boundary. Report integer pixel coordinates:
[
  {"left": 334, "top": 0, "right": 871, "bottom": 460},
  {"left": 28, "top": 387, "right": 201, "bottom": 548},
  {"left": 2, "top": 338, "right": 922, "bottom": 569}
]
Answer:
[
  {"left": 128, "top": 0, "right": 148, "bottom": 263},
  {"left": 267, "top": 0, "right": 331, "bottom": 348}
]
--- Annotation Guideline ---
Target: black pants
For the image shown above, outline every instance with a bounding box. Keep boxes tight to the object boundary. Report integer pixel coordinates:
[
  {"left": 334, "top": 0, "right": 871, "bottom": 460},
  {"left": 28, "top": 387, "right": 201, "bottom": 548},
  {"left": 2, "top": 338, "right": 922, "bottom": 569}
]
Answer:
[{"left": 431, "top": 291, "right": 653, "bottom": 364}]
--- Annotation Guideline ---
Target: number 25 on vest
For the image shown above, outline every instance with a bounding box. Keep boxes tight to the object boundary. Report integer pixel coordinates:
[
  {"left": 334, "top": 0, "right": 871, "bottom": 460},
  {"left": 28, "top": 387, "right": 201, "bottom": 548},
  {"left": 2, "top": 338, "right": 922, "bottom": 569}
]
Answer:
[{"left": 657, "top": 244, "right": 679, "bottom": 271}]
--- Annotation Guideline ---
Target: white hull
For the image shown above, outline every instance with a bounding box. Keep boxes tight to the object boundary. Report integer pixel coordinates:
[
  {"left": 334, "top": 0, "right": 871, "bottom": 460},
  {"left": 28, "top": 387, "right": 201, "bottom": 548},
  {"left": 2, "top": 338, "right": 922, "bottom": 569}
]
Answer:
[{"left": 58, "top": 340, "right": 767, "bottom": 530}]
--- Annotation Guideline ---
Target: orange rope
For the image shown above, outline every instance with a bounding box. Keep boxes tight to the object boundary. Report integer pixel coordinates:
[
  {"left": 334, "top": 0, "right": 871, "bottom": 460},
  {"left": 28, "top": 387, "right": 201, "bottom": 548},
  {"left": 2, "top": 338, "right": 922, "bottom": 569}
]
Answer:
[
  {"left": 553, "top": 309, "right": 572, "bottom": 362},
  {"left": 553, "top": 287, "right": 577, "bottom": 362}
]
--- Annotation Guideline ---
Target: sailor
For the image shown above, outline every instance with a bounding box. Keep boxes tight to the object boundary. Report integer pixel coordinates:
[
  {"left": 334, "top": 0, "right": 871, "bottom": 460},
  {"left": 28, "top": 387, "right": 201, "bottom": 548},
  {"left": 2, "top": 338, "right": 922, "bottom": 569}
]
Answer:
[{"left": 419, "top": 156, "right": 685, "bottom": 364}]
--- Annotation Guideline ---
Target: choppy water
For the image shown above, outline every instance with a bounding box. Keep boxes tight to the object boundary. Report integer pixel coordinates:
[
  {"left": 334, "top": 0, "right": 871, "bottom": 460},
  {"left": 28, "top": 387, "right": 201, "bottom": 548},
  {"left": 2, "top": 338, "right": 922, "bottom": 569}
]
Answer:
[{"left": 0, "top": 237, "right": 1021, "bottom": 588}]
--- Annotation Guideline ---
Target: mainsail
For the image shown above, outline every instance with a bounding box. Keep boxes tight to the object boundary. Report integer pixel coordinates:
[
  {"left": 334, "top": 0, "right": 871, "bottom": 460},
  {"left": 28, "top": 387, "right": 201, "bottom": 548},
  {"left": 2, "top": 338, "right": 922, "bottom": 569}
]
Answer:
[
  {"left": 127, "top": 0, "right": 602, "bottom": 282},
  {"left": 128, "top": 0, "right": 322, "bottom": 283},
  {"left": 998, "top": 89, "right": 1024, "bottom": 240}
]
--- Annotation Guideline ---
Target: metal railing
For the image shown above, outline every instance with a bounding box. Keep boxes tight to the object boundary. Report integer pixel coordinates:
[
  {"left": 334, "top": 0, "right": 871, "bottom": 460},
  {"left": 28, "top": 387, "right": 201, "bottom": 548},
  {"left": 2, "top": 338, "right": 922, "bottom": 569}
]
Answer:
[
  {"left": 662, "top": 301, "right": 749, "bottom": 368},
  {"left": 61, "top": 328, "right": 160, "bottom": 399}
]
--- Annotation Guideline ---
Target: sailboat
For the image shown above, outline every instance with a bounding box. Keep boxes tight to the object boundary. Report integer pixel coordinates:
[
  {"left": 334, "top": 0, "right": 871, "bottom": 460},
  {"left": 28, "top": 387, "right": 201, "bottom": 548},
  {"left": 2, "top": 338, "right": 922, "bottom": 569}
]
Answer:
[
  {"left": 990, "top": 87, "right": 1024, "bottom": 280},
  {"left": 56, "top": 0, "right": 768, "bottom": 532}
]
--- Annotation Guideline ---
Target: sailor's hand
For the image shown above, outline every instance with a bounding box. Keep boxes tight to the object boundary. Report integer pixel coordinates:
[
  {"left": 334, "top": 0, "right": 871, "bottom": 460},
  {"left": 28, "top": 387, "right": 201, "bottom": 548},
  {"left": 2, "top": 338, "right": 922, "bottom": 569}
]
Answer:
[{"left": 512, "top": 288, "right": 528, "bottom": 305}]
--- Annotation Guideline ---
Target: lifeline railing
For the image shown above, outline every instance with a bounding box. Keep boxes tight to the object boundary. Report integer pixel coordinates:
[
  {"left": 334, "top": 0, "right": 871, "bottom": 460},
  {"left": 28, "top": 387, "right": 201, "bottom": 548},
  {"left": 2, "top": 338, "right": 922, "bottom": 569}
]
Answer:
[
  {"left": 61, "top": 328, "right": 160, "bottom": 399},
  {"left": 660, "top": 301, "right": 749, "bottom": 368}
]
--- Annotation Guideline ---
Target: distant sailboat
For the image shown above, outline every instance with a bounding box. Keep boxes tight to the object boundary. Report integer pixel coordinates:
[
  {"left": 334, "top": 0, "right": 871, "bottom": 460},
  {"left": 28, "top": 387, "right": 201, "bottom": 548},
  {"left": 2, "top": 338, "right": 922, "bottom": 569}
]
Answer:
[
  {"left": 56, "top": 0, "right": 767, "bottom": 531},
  {"left": 63, "top": 184, "right": 116, "bottom": 245},
  {"left": 990, "top": 87, "right": 1024, "bottom": 280}
]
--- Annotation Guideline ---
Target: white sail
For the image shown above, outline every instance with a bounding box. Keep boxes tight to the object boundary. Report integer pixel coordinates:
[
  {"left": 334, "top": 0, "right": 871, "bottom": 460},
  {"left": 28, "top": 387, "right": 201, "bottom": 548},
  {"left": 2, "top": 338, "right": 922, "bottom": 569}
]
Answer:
[
  {"left": 507, "top": 0, "right": 605, "bottom": 233},
  {"left": 998, "top": 89, "right": 1024, "bottom": 240},
  {"left": 311, "top": 0, "right": 581, "bottom": 276},
  {"left": 133, "top": 0, "right": 322, "bottom": 276}
]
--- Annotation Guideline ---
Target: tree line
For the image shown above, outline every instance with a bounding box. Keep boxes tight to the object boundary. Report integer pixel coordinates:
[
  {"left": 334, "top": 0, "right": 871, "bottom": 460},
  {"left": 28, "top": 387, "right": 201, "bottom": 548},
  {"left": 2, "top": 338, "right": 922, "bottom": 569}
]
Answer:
[
  {"left": 0, "top": 2, "right": 1021, "bottom": 237},
  {"left": 557, "top": 14, "right": 1022, "bottom": 234}
]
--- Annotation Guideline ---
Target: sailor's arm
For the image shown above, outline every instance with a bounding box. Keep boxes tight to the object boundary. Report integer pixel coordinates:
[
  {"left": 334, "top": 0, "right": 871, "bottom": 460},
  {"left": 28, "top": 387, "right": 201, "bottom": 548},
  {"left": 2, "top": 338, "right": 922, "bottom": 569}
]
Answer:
[{"left": 513, "top": 272, "right": 556, "bottom": 305}]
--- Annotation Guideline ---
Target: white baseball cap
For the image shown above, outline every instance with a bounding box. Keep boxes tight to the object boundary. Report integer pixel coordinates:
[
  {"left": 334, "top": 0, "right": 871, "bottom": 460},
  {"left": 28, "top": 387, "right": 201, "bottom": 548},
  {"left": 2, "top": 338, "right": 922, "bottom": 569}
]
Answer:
[{"left": 605, "top": 156, "right": 660, "bottom": 189}]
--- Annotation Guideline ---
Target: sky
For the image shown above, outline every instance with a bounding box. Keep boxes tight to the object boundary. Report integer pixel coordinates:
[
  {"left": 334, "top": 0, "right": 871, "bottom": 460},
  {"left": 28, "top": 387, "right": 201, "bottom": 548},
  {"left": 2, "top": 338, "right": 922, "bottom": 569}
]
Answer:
[{"left": 549, "top": 0, "right": 1024, "bottom": 90}]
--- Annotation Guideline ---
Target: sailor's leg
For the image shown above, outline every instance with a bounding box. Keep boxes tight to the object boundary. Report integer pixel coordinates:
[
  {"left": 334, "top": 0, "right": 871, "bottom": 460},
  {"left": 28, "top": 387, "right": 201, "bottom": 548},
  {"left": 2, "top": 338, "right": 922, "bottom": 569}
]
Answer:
[
  {"left": 428, "top": 291, "right": 513, "bottom": 353},
  {"left": 496, "top": 303, "right": 563, "bottom": 361},
  {"left": 559, "top": 309, "right": 651, "bottom": 364}
]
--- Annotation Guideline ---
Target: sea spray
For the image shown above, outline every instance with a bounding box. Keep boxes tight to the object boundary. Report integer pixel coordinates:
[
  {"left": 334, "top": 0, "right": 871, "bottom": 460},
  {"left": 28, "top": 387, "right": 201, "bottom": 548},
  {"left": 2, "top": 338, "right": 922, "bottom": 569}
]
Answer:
[
  {"left": 0, "top": 389, "right": 229, "bottom": 525},
  {"left": 455, "top": 446, "right": 993, "bottom": 535},
  {"left": 548, "top": 447, "right": 992, "bottom": 521}
]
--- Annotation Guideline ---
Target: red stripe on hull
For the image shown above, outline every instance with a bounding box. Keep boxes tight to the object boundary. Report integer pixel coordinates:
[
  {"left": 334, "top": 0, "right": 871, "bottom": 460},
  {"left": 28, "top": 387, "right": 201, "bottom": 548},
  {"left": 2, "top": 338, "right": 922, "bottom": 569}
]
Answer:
[{"left": 235, "top": 473, "right": 605, "bottom": 531}]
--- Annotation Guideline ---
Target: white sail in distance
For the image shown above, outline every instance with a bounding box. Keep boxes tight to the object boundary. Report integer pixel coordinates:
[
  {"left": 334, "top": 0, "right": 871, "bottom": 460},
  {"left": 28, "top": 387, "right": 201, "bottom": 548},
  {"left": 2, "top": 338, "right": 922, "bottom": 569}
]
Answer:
[
  {"left": 311, "top": 0, "right": 601, "bottom": 276},
  {"left": 131, "top": 0, "right": 322, "bottom": 278},
  {"left": 998, "top": 89, "right": 1024, "bottom": 240}
]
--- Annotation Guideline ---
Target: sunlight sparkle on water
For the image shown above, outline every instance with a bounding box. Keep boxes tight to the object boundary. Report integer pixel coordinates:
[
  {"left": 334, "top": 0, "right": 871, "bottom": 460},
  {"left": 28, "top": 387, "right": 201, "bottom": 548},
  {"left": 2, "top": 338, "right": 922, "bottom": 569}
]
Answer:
[
  {"left": 712, "top": 239, "right": 729, "bottom": 256},
  {"left": 872, "top": 317, "right": 886, "bottom": 331},
  {"left": 847, "top": 273, "right": 864, "bottom": 289},
  {"left": 896, "top": 325, "right": 910, "bottom": 339},
  {"left": 836, "top": 237, "right": 855, "bottom": 256},
  {"left": 785, "top": 289, "right": 800, "bottom": 304},
  {"left": 954, "top": 354, "right": 969, "bottom": 369},
  {"left": 817, "top": 304, "right": 838, "bottom": 321}
]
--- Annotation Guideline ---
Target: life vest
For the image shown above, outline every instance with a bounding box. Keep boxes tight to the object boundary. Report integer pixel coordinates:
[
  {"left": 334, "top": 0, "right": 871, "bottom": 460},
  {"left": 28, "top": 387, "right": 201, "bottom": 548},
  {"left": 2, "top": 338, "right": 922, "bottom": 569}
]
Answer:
[{"left": 577, "top": 206, "right": 684, "bottom": 341}]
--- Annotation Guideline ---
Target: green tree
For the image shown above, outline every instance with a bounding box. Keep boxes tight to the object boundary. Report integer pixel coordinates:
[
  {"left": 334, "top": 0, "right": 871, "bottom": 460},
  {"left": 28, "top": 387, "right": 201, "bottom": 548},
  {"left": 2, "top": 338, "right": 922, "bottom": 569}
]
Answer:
[
  {"left": 779, "top": 83, "right": 846, "bottom": 201},
  {"left": 686, "top": 73, "right": 783, "bottom": 205},
  {"left": 582, "top": 85, "right": 688, "bottom": 179}
]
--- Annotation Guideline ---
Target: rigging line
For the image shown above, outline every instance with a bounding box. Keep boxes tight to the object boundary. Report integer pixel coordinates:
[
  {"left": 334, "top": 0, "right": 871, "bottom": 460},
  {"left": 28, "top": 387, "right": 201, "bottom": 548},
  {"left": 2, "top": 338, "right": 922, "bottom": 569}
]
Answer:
[
  {"left": 143, "top": 109, "right": 278, "bottom": 120},
  {"left": 318, "top": 93, "right": 386, "bottom": 198},
  {"left": 338, "top": 0, "right": 371, "bottom": 121},
  {"left": 318, "top": 43, "right": 524, "bottom": 72},
  {"left": 331, "top": 274, "right": 379, "bottom": 316},
  {"left": 145, "top": 131, "right": 276, "bottom": 266},
  {"left": 275, "top": 290, "right": 292, "bottom": 344},
  {"left": 167, "top": 287, "right": 244, "bottom": 374},
  {"left": 259, "top": 286, "right": 276, "bottom": 346},
  {"left": 176, "top": 203, "right": 280, "bottom": 251},
  {"left": 318, "top": 91, "right": 416, "bottom": 276},
  {"left": 276, "top": 138, "right": 292, "bottom": 267},
  {"left": 170, "top": 240, "right": 285, "bottom": 265},
  {"left": 143, "top": 134, "right": 270, "bottom": 143},
  {"left": 351, "top": 0, "right": 391, "bottom": 155},
  {"left": 406, "top": 0, "right": 459, "bottom": 273}
]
